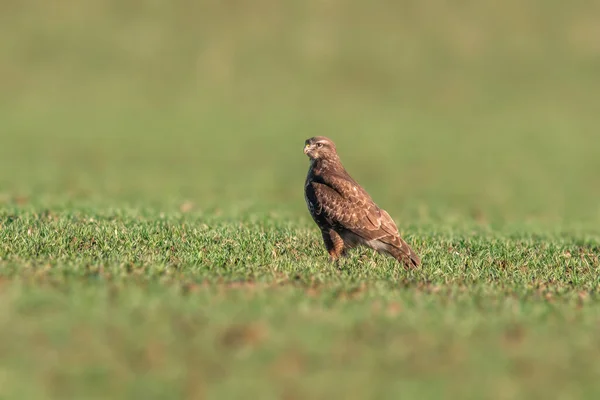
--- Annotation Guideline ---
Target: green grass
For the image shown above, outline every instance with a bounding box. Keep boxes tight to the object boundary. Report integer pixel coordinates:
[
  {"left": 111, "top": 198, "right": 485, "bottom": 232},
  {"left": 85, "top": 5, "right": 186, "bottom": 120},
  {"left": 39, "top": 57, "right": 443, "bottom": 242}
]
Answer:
[{"left": 1, "top": 1, "right": 600, "bottom": 399}]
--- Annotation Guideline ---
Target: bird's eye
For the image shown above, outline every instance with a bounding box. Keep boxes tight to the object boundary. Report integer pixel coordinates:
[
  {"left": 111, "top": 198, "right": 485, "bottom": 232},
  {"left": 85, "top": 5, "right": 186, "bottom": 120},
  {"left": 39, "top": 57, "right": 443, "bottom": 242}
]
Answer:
[{"left": 316, "top": 143, "right": 323, "bottom": 148}]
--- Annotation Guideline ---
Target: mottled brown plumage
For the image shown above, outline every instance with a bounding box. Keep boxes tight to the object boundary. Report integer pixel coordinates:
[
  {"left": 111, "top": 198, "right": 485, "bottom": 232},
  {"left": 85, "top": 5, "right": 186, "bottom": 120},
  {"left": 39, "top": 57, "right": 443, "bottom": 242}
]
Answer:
[{"left": 303, "top": 136, "right": 420, "bottom": 268}]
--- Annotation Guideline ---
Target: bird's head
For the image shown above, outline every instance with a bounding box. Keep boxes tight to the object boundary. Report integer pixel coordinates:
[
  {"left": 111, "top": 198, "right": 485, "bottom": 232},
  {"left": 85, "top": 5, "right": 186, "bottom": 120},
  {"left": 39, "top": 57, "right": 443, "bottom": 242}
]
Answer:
[{"left": 304, "top": 136, "right": 338, "bottom": 161}]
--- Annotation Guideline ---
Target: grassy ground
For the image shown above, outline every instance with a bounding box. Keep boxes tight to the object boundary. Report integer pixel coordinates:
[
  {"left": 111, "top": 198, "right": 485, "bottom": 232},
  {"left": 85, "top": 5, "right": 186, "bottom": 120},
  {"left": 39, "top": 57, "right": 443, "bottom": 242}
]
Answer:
[{"left": 1, "top": 1, "right": 600, "bottom": 399}]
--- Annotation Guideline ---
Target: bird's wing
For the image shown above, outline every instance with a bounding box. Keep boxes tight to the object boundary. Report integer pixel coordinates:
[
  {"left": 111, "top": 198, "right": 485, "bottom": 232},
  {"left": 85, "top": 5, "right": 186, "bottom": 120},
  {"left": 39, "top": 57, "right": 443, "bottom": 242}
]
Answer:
[{"left": 310, "top": 173, "right": 401, "bottom": 245}]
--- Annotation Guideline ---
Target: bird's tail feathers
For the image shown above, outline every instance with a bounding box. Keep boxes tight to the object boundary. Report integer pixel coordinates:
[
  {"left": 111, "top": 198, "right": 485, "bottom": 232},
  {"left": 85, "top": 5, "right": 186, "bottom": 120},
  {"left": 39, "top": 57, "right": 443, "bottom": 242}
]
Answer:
[{"left": 389, "top": 239, "right": 420, "bottom": 269}]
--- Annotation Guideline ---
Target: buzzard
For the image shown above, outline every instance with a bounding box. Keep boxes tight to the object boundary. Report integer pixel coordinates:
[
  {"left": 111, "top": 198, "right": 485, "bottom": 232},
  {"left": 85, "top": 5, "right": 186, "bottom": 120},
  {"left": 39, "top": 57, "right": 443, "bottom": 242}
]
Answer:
[{"left": 303, "top": 136, "right": 420, "bottom": 268}]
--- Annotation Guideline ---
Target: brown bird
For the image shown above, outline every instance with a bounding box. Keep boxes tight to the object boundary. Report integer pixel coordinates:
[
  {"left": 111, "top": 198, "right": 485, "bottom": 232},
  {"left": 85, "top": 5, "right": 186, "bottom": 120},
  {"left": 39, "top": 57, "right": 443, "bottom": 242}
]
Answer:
[{"left": 303, "top": 136, "right": 420, "bottom": 268}]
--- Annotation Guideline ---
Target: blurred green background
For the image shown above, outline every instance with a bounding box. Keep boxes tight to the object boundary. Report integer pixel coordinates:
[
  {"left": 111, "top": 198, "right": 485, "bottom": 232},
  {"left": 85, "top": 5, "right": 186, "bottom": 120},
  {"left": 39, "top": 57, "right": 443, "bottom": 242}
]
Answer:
[
  {"left": 2, "top": 0, "right": 599, "bottom": 226},
  {"left": 2, "top": 2, "right": 600, "bottom": 399}
]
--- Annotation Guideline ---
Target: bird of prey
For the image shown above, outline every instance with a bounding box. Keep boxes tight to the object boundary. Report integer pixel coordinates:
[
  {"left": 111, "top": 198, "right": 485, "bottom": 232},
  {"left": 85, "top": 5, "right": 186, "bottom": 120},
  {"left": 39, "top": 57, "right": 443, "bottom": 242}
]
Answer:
[{"left": 303, "top": 136, "right": 420, "bottom": 268}]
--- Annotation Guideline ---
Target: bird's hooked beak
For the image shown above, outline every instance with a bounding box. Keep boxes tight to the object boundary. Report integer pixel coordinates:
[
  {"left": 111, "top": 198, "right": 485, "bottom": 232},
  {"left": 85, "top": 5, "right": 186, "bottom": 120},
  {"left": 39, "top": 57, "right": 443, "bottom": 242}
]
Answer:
[{"left": 303, "top": 143, "right": 311, "bottom": 155}]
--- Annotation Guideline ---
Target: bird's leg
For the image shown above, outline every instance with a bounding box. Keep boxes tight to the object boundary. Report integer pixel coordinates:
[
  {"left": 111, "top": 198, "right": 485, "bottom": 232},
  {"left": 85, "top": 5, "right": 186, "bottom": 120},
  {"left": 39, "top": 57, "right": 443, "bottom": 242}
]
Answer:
[
  {"left": 321, "top": 230, "right": 338, "bottom": 262},
  {"left": 323, "top": 229, "right": 345, "bottom": 263}
]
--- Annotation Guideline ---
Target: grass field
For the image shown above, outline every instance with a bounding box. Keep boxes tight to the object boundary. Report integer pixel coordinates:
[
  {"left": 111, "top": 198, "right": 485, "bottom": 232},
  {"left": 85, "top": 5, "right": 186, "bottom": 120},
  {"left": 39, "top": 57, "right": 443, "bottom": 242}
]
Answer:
[{"left": 1, "top": 1, "right": 600, "bottom": 399}]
